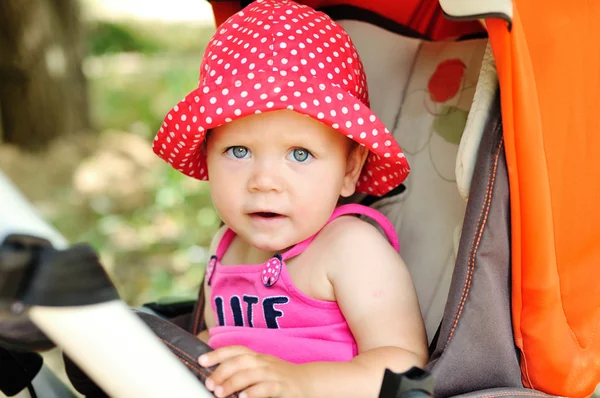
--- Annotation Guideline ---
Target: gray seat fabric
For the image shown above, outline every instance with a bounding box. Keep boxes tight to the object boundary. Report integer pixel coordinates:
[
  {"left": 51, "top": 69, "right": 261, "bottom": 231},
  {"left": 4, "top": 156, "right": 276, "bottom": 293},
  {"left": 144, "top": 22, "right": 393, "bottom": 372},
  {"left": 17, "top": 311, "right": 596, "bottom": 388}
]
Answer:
[{"left": 426, "top": 95, "right": 526, "bottom": 397}]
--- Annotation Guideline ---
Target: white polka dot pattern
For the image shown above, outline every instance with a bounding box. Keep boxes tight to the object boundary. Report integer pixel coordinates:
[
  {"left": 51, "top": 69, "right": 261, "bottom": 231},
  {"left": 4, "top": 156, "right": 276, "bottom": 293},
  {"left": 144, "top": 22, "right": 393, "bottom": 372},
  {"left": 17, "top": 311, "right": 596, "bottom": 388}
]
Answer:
[{"left": 152, "top": 0, "right": 410, "bottom": 196}]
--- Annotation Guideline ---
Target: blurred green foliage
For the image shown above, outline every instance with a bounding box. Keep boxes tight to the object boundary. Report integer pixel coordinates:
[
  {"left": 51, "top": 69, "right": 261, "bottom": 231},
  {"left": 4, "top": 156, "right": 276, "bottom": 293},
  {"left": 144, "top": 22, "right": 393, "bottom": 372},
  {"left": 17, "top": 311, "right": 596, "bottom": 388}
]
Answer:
[
  {"left": 87, "top": 21, "right": 161, "bottom": 55},
  {"left": 0, "top": 17, "right": 219, "bottom": 305},
  {"left": 80, "top": 20, "right": 217, "bottom": 304},
  {"left": 86, "top": 21, "right": 214, "bottom": 133},
  {"left": 87, "top": 20, "right": 215, "bottom": 56},
  {"left": 2, "top": 19, "right": 220, "bottom": 305}
]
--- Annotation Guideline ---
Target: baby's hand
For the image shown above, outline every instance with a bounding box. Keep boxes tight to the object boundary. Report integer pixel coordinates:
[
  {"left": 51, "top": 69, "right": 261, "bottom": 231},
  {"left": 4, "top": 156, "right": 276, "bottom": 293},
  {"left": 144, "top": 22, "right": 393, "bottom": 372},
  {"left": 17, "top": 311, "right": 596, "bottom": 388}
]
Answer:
[{"left": 199, "top": 346, "right": 306, "bottom": 398}]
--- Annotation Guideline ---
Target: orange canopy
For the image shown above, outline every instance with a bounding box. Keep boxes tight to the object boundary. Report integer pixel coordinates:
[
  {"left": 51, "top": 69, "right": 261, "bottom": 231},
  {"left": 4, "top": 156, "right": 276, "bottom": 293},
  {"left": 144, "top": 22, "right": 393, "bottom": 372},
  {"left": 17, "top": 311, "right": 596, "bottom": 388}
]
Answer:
[{"left": 488, "top": 1, "right": 600, "bottom": 396}]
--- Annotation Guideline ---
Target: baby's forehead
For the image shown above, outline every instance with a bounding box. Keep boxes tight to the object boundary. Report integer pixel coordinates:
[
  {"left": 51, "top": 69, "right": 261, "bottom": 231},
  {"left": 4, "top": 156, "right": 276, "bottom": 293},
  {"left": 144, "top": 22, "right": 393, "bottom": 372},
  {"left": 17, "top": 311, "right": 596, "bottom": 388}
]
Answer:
[
  {"left": 210, "top": 110, "right": 348, "bottom": 144},
  {"left": 214, "top": 109, "right": 324, "bottom": 130}
]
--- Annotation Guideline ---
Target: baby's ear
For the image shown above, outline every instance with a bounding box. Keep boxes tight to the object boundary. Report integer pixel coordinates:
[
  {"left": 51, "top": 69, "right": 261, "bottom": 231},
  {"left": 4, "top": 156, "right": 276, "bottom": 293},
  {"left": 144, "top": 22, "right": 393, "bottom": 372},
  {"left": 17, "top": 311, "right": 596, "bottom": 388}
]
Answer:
[{"left": 340, "top": 144, "right": 368, "bottom": 197}]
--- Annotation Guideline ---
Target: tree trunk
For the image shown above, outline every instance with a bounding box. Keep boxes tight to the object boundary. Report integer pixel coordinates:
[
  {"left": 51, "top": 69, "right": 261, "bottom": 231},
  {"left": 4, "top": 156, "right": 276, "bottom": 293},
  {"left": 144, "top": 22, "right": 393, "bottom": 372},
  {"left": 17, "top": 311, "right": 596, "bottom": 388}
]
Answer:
[{"left": 0, "top": 0, "right": 90, "bottom": 151}]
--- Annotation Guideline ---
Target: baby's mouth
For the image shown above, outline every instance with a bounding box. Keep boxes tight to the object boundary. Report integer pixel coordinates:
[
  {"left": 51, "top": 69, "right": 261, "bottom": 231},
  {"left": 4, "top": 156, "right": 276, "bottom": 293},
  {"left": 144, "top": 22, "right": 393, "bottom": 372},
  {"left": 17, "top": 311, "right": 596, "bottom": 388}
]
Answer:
[{"left": 251, "top": 212, "right": 282, "bottom": 218}]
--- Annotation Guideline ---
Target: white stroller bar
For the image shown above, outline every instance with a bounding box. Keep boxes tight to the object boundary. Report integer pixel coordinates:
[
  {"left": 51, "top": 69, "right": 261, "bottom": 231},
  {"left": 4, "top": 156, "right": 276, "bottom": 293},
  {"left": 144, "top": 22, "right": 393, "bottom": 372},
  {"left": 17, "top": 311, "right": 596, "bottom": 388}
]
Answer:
[{"left": 29, "top": 302, "right": 212, "bottom": 398}]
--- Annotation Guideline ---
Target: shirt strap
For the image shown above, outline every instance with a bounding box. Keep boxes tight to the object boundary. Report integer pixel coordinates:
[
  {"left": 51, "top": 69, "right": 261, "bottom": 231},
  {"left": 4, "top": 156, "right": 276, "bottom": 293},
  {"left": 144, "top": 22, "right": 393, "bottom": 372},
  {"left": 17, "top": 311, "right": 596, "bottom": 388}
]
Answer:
[
  {"left": 206, "top": 228, "right": 236, "bottom": 286},
  {"left": 215, "top": 228, "right": 236, "bottom": 259},
  {"left": 281, "top": 204, "right": 400, "bottom": 261}
]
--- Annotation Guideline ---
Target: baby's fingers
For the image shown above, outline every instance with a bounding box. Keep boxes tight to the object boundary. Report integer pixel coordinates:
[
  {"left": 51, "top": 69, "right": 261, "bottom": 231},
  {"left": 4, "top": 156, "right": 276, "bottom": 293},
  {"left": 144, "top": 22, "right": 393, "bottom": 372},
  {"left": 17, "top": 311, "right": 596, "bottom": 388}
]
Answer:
[
  {"left": 239, "top": 381, "right": 284, "bottom": 398},
  {"left": 199, "top": 345, "right": 253, "bottom": 367},
  {"left": 213, "top": 368, "right": 276, "bottom": 398},
  {"left": 204, "top": 353, "right": 264, "bottom": 395}
]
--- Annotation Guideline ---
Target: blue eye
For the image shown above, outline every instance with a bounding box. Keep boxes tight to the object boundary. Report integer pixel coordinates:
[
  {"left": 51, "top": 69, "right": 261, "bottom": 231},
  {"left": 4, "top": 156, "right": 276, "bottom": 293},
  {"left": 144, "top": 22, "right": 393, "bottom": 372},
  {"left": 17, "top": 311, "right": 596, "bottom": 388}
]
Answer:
[
  {"left": 226, "top": 146, "right": 250, "bottom": 159},
  {"left": 288, "top": 148, "right": 312, "bottom": 162}
]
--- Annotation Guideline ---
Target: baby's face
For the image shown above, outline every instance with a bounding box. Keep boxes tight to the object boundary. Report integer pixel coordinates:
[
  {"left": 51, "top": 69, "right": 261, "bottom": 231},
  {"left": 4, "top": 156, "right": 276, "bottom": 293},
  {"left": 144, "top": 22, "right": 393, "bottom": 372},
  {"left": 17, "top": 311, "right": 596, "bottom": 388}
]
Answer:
[{"left": 206, "top": 109, "right": 363, "bottom": 253}]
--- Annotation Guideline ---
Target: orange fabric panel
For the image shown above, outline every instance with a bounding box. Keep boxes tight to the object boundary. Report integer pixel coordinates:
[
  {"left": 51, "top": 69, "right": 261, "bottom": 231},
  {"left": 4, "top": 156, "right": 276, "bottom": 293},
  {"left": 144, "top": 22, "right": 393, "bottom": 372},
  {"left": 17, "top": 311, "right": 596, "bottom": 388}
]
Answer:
[
  {"left": 487, "top": 2, "right": 600, "bottom": 396},
  {"left": 209, "top": 0, "right": 484, "bottom": 39}
]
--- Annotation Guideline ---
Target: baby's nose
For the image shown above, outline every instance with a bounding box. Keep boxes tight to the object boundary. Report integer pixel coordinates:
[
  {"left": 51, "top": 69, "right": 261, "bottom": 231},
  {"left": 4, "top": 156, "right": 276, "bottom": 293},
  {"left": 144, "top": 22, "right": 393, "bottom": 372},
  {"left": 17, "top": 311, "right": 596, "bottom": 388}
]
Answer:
[{"left": 248, "top": 161, "right": 284, "bottom": 193}]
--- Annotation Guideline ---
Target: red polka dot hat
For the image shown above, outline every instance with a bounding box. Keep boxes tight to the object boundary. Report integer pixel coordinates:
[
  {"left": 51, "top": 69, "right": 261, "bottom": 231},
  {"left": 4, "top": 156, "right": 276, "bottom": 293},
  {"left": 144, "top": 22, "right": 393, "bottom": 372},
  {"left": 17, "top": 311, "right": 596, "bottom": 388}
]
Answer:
[{"left": 153, "top": 0, "right": 410, "bottom": 196}]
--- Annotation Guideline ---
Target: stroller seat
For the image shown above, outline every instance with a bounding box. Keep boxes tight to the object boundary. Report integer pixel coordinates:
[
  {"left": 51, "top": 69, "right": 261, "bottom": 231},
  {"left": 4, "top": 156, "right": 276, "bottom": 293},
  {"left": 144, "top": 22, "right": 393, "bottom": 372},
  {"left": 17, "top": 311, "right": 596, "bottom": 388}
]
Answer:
[{"left": 341, "top": 18, "right": 489, "bottom": 339}]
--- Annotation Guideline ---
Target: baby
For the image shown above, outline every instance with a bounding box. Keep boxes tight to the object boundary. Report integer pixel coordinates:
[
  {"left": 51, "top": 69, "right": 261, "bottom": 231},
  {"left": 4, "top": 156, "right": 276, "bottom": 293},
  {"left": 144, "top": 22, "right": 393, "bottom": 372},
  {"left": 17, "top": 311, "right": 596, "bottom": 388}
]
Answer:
[{"left": 153, "top": 0, "right": 428, "bottom": 397}]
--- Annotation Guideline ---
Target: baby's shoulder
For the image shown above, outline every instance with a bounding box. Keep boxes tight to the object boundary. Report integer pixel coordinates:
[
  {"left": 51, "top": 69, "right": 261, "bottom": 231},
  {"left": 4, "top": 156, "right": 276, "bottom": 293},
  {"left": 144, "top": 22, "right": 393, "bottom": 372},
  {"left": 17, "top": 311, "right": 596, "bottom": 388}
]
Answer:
[
  {"left": 309, "top": 214, "right": 406, "bottom": 287},
  {"left": 313, "top": 214, "right": 397, "bottom": 260}
]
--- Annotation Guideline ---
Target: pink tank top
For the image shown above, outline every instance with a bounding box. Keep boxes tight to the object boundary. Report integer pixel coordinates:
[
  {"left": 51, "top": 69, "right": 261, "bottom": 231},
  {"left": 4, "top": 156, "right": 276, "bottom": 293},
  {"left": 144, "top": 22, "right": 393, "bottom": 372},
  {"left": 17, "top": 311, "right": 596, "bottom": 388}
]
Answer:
[{"left": 205, "top": 204, "right": 400, "bottom": 364}]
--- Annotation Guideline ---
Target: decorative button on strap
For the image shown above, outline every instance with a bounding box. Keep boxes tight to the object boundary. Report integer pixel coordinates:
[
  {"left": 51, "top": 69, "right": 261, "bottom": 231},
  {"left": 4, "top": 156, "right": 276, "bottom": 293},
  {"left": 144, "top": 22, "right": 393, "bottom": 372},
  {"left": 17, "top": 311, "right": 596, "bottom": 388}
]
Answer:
[
  {"left": 262, "top": 254, "right": 283, "bottom": 287},
  {"left": 206, "top": 255, "right": 217, "bottom": 286}
]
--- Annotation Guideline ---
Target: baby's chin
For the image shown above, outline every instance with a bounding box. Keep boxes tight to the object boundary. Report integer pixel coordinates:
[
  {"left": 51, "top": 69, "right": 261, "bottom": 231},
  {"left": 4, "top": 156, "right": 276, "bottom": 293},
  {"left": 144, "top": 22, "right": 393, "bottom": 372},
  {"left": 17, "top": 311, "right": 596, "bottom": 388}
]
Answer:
[
  {"left": 234, "top": 224, "right": 317, "bottom": 254},
  {"left": 241, "top": 232, "right": 300, "bottom": 255},
  {"left": 249, "top": 239, "right": 295, "bottom": 255}
]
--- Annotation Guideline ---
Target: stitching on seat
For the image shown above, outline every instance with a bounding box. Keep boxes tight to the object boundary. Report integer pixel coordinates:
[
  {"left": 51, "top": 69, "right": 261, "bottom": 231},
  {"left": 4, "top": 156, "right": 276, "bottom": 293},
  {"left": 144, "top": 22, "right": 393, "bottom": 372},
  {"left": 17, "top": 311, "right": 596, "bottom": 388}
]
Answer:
[
  {"left": 161, "top": 338, "right": 205, "bottom": 370},
  {"left": 445, "top": 121, "right": 503, "bottom": 346},
  {"left": 178, "top": 356, "right": 209, "bottom": 377},
  {"left": 446, "top": 129, "right": 502, "bottom": 344},
  {"left": 159, "top": 338, "right": 220, "bottom": 383}
]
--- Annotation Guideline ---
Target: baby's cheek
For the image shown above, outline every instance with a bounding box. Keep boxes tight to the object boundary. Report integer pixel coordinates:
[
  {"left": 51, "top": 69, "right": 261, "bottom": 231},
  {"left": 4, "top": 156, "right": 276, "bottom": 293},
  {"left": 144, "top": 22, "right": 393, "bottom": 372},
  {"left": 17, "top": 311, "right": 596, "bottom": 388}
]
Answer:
[
  {"left": 211, "top": 190, "right": 239, "bottom": 225},
  {"left": 293, "top": 200, "right": 332, "bottom": 233}
]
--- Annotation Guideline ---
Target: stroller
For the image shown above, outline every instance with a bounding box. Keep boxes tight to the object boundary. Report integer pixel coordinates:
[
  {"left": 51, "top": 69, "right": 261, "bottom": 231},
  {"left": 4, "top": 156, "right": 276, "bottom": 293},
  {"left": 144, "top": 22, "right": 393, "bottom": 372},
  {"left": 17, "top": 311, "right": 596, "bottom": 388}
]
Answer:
[{"left": 1, "top": 0, "right": 599, "bottom": 396}]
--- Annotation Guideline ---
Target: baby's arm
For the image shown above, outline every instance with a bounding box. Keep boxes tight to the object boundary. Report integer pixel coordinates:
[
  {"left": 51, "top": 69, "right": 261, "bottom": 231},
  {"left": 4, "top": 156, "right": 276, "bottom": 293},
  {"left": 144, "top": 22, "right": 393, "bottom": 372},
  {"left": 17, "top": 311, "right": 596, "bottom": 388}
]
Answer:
[
  {"left": 293, "top": 216, "right": 429, "bottom": 397},
  {"left": 197, "top": 225, "right": 228, "bottom": 344}
]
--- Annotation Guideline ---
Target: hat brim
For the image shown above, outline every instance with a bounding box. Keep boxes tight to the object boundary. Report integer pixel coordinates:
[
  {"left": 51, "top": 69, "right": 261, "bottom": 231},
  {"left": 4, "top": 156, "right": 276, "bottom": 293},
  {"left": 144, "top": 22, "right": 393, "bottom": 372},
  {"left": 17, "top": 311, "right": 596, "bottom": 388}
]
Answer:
[{"left": 153, "top": 73, "right": 409, "bottom": 196}]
